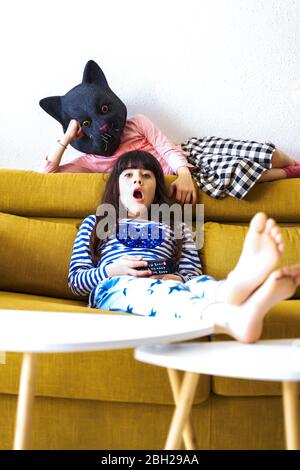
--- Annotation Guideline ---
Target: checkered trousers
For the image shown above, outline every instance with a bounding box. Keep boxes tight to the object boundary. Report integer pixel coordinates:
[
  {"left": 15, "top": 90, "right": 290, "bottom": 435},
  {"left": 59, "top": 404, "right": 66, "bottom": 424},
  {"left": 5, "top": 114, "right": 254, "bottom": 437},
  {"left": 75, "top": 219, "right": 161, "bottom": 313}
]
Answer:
[{"left": 181, "top": 136, "right": 275, "bottom": 199}]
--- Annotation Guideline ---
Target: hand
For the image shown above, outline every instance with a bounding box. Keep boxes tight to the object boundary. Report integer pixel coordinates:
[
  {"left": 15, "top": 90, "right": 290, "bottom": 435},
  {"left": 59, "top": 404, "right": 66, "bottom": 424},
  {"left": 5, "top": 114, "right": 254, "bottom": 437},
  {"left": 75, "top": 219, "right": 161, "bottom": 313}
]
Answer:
[
  {"left": 106, "top": 255, "right": 152, "bottom": 278},
  {"left": 168, "top": 167, "right": 197, "bottom": 205},
  {"left": 64, "top": 119, "right": 84, "bottom": 144},
  {"left": 149, "top": 274, "right": 184, "bottom": 282}
]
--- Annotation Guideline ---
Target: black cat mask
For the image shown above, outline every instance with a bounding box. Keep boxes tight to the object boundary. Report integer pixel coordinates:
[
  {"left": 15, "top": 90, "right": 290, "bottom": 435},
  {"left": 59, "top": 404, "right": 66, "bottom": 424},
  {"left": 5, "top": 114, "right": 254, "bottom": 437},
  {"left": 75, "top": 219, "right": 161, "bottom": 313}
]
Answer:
[{"left": 39, "top": 60, "right": 127, "bottom": 156}]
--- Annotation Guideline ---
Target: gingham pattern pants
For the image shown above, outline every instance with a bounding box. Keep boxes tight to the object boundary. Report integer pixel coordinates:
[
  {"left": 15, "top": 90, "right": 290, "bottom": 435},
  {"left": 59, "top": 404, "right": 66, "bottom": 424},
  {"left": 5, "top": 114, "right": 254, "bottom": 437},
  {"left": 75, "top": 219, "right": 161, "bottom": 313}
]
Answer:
[
  {"left": 181, "top": 136, "right": 275, "bottom": 199},
  {"left": 92, "top": 274, "right": 223, "bottom": 320}
]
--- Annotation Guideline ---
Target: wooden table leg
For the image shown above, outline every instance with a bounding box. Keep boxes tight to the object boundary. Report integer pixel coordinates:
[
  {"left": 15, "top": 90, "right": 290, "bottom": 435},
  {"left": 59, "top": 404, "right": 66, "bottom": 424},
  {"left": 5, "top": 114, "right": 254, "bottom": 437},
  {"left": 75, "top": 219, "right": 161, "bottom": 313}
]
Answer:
[
  {"left": 165, "top": 371, "right": 199, "bottom": 450},
  {"left": 282, "top": 381, "right": 299, "bottom": 450},
  {"left": 13, "top": 353, "right": 38, "bottom": 450},
  {"left": 167, "top": 368, "right": 198, "bottom": 450}
]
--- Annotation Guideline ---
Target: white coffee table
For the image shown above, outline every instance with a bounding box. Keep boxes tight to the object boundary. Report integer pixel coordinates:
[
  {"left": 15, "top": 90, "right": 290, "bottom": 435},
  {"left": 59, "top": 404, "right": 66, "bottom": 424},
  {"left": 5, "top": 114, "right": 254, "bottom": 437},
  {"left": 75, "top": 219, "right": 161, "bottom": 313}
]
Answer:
[
  {"left": 0, "top": 309, "right": 213, "bottom": 450},
  {"left": 135, "top": 339, "right": 300, "bottom": 450}
]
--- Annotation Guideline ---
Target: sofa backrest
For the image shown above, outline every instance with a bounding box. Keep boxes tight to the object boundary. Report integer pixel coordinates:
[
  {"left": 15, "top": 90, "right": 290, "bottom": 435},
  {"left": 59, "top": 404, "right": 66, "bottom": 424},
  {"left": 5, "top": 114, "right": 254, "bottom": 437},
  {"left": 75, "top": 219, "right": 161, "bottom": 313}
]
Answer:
[
  {"left": 1, "top": 169, "right": 300, "bottom": 221},
  {"left": 200, "top": 180, "right": 300, "bottom": 223}
]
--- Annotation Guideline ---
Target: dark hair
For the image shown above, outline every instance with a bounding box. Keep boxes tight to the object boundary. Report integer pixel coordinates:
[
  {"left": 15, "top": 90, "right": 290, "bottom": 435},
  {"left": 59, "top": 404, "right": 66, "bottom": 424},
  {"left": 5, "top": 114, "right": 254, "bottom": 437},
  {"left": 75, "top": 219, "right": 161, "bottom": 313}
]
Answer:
[{"left": 89, "top": 150, "right": 182, "bottom": 264}]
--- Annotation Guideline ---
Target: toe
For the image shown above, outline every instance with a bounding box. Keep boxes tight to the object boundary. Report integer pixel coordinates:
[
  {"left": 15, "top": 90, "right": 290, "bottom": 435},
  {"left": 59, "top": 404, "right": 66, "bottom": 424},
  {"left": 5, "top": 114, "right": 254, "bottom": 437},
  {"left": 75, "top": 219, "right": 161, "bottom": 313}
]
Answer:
[
  {"left": 265, "top": 218, "right": 276, "bottom": 234},
  {"left": 277, "top": 242, "right": 284, "bottom": 253},
  {"left": 270, "top": 226, "right": 281, "bottom": 240},
  {"left": 249, "top": 212, "right": 267, "bottom": 233}
]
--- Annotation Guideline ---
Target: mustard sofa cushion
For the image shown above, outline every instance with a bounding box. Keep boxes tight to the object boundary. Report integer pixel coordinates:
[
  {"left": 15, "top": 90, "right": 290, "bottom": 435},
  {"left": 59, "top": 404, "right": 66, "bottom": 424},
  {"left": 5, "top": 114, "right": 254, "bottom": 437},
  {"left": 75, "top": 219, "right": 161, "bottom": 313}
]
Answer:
[
  {"left": 200, "top": 222, "right": 300, "bottom": 298},
  {"left": 201, "top": 179, "right": 300, "bottom": 223},
  {"left": 0, "top": 212, "right": 79, "bottom": 300},
  {"left": 0, "top": 170, "right": 180, "bottom": 217},
  {"left": 0, "top": 291, "right": 94, "bottom": 313},
  {"left": 0, "top": 170, "right": 107, "bottom": 217}
]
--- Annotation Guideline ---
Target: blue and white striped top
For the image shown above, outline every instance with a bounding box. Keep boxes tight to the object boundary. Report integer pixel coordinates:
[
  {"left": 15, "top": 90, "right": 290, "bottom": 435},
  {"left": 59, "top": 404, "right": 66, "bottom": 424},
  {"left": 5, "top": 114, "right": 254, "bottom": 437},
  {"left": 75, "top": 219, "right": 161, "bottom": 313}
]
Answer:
[{"left": 68, "top": 215, "right": 202, "bottom": 304}]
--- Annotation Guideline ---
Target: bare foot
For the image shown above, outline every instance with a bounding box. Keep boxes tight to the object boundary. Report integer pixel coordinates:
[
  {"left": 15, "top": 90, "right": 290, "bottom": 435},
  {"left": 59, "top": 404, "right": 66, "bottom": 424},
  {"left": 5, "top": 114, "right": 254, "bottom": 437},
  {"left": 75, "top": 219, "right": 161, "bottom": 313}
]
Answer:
[
  {"left": 218, "top": 213, "right": 284, "bottom": 305},
  {"left": 211, "top": 265, "right": 300, "bottom": 343}
]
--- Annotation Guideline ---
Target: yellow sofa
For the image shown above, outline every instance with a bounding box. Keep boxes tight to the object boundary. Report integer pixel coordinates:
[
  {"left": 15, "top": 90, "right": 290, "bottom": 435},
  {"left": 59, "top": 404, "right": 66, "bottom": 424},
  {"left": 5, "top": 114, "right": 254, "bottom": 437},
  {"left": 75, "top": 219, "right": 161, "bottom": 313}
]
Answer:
[{"left": 0, "top": 169, "right": 299, "bottom": 450}]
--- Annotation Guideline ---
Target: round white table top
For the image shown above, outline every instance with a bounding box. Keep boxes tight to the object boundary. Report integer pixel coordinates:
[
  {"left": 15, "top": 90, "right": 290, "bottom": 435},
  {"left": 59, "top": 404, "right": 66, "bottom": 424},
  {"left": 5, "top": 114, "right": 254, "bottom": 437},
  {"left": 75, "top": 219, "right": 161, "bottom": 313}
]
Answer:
[
  {"left": 0, "top": 309, "right": 213, "bottom": 353},
  {"left": 135, "top": 339, "right": 300, "bottom": 381}
]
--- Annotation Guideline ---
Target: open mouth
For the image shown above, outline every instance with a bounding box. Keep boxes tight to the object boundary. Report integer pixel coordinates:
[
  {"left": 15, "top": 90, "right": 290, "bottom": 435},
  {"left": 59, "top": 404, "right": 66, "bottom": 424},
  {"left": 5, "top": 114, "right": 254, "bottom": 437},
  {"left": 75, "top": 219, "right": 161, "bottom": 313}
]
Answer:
[{"left": 133, "top": 189, "right": 144, "bottom": 201}]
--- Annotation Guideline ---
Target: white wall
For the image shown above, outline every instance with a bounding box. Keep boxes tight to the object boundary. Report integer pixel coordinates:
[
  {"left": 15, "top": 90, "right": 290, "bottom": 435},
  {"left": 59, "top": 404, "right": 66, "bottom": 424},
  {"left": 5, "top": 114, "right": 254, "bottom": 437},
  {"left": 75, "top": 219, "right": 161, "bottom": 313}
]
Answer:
[{"left": 1, "top": 0, "right": 300, "bottom": 170}]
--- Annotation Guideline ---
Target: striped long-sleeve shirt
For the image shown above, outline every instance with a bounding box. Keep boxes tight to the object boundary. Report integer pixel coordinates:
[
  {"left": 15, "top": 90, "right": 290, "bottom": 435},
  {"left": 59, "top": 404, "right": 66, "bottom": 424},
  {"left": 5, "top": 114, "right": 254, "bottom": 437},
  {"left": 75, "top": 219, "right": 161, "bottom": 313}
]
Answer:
[{"left": 68, "top": 215, "right": 202, "bottom": 304}]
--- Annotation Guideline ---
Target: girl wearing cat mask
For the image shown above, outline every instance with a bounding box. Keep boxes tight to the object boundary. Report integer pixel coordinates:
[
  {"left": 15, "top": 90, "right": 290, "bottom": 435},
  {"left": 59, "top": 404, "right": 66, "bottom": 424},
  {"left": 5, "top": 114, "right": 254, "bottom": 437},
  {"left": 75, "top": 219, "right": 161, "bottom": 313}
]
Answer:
[
  {"left": 40, "top": 60, "right": 196, "bottom": 205},
  {"left": 40, "top": 60, "right": 300, "bottom": 201}
]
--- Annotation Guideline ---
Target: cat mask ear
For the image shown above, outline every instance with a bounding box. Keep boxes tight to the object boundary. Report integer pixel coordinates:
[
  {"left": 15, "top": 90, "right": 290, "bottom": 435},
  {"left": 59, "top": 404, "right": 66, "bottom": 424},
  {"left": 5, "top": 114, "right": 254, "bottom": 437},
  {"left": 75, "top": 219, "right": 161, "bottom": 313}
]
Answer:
[
  {"left": 39, "top": 60, "right": 127, "bottom": 156},
  {"left": 82, "top": 60, "right": 109, "bottom": 87},
  {"left": 39, "top": 96, "right": 63, "bottom": 123}
]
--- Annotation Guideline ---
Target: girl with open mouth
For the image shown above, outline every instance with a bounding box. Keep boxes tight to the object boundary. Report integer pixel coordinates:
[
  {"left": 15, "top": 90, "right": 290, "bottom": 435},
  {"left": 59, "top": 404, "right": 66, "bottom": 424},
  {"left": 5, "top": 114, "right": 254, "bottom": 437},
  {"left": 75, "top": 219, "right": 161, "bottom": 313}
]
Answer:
[{"left": 68, "top": 150, "right": 300, "bottom": 344}]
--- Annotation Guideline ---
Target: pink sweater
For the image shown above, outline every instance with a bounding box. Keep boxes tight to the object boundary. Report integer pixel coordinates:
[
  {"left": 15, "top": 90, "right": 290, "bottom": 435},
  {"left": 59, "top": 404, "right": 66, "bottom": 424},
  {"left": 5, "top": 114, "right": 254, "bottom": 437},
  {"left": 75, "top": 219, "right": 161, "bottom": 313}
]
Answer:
[{"left": 41, "top": 114, "right": 193, "bottom": 175}]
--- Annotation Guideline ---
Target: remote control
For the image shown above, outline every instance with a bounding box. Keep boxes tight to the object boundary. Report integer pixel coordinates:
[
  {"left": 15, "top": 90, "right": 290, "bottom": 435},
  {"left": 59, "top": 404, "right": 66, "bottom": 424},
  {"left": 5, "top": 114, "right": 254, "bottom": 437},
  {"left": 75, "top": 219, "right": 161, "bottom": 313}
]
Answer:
[{"left": 135, "top": 259, "right": 176, "bottom": 275}]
